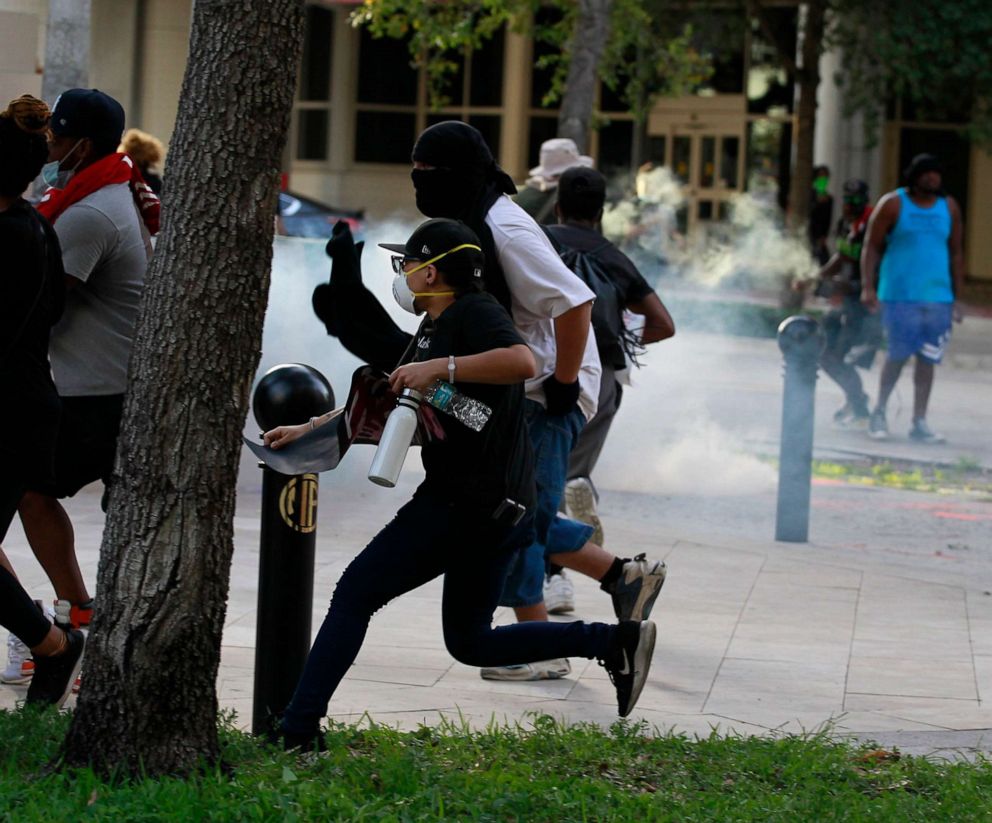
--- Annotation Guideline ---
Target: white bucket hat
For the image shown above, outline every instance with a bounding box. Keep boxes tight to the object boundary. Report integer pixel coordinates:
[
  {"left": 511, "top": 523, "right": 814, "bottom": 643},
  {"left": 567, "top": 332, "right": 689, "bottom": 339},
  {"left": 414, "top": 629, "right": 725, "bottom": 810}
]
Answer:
[{"left": 529, "top": 138, "right": 594, "bottom": 182}]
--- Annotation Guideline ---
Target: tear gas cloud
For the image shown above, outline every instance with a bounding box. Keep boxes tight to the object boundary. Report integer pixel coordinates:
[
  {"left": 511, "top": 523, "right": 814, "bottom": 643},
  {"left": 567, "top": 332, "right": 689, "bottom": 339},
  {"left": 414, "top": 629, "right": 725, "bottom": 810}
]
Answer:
[
  {"left": 255, "top": 189, "right": 791, "bottom": 502},
  {"left": 602, "top": 166, "right": 816, "bottom": 291}
]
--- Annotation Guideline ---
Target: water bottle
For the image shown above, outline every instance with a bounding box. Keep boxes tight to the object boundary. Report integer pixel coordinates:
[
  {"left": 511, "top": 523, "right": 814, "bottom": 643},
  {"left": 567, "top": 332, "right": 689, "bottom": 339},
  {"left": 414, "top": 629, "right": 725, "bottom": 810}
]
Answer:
[
  {"left": 368, "top": 388, "right": 422, "bottom": 487},
  {"left": 423, "top": 381, "right": 491, "bottom": 432}
]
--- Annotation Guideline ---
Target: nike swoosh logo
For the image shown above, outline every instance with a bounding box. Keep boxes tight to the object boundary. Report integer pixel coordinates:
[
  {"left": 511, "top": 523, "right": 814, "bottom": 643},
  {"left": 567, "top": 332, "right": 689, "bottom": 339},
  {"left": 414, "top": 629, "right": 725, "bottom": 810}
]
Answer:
[{"left": 618, "top": 649, "right": 632, "bottom": 676}]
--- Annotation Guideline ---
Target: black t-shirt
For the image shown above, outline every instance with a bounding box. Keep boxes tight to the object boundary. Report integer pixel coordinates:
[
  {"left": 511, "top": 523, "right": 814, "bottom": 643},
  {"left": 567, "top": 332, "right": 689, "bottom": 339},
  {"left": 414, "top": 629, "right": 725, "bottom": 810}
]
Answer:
[
  {"left": 546, "top": 223, "right": 654, "bottom": 307},
  {"left": 410, "top": 291, "right": 535, "bottom": 513},
  {"left": 0, "top": 200, "right": 65, "bottom": 477}
]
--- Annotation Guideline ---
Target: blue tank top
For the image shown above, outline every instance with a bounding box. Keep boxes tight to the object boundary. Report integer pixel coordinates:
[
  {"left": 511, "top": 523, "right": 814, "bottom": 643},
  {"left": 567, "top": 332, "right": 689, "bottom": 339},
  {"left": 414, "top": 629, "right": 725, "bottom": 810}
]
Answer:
[{"left": 878, "top": 189, "right": 953, "bottom": 302}]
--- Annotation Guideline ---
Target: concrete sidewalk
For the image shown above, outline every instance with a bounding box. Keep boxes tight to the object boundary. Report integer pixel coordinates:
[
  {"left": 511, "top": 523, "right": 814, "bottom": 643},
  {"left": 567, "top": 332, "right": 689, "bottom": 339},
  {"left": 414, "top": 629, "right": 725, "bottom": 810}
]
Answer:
[{"left": 2, "top": 327, "right": 990, "bottom": 759}]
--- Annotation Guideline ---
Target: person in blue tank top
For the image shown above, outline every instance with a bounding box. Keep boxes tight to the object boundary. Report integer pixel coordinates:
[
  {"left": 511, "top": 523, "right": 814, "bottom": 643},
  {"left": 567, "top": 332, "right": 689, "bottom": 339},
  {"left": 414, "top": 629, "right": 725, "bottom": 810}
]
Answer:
[{"left": 860, "top": 154, "right": 965, "bottom": 444}]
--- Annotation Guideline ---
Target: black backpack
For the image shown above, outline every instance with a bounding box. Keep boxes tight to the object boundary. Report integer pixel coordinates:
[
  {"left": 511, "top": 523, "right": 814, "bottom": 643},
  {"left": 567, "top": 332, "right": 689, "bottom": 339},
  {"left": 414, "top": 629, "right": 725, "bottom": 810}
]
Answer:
[{"left": 544, "top": 226, "right": 630, "bottom": 369}]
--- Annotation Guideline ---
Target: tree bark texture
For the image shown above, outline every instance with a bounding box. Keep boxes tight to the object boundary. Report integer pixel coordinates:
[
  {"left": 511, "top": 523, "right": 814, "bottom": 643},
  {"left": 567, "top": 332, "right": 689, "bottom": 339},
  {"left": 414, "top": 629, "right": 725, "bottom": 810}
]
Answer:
[
  {"left": 62, "top": 0, "right": 305, "bottom": 775},
  {"left": 786, "top": 0, "right": 826, "bottom": 232},
  {"left": 557, "top": 0, "right": 612, "bottom": 153}
]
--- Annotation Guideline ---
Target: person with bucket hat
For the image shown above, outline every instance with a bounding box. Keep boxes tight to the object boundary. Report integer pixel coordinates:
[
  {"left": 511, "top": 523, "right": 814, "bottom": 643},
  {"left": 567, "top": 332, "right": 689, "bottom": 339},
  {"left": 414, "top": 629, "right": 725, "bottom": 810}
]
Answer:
[{"left": 515, "top": 137, "right": 594, "bottom": 225}]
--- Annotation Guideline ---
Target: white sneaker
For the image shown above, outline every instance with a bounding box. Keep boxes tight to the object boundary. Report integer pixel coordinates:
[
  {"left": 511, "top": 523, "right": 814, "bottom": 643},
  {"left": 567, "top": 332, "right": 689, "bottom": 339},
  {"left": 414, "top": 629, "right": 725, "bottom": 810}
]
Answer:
[
  {"left": 2, "top": 633, "right": 33, "bottom": 685},
  {"left": 543, "top": 572, "right": 575, "bottom": 615},
  {"left": 564, "top": 477, "right": 605, "bottom": 546},
  {"left": 480, "top": 659, "right": 571, "bottom": 681}
]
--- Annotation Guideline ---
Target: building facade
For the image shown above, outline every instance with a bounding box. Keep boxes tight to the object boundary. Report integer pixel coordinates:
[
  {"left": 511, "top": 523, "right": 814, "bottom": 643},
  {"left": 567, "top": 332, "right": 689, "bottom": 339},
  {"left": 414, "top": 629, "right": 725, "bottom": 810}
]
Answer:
[{"left": 2, "top": 0, "right": 989, "bottom": 279}]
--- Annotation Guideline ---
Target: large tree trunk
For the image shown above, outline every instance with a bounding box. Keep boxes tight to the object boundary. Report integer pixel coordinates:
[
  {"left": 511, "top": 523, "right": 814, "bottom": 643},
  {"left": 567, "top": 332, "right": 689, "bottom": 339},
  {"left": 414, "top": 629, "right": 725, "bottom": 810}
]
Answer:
[
  {"left": 557, "top": 0, "right": 612, "bottom": 152},
  {"left": 62, "top": 0, "right": 305, "bottom": 776},
  {"left": 786, "top": 0, "right": 826, "bottom": 232}
]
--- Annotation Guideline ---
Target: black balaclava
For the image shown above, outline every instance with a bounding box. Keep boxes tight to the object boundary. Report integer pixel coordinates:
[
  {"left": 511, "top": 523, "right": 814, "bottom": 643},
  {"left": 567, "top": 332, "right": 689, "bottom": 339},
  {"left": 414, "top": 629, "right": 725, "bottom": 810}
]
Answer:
[{"left": 411, "top": 121, "right": 517, "bottom": 309}]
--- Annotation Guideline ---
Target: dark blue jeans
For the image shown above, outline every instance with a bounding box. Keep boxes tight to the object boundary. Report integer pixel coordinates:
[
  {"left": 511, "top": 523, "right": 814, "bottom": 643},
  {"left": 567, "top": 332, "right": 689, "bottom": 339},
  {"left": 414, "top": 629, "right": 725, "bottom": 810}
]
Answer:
[{"left": 280, "top": 492, "right": 615, "bottom": 736}]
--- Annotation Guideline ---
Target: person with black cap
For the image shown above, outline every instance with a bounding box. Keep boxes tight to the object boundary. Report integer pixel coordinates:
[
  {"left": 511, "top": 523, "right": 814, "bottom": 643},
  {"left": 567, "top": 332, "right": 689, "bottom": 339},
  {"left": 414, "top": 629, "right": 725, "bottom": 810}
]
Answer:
[
  {"left": 543, "top": 166, "right": 675, "bottom": 559},
  {"left": 812, "top": 178, "right": 882, "bottom": 428},
  {"left": 313, "top": 121, "right": 668, "bottom": 682},
  {"left": 0, "top": 94, "right": 86, "bottom": 705},
  {"left": 265, "top": 218, "right": 658, "bottom": 751},
  {"left": 861, "top": 153, "right": 964, "bottom": 444},
  {"left": 17, "top": 88, "right": 159, "bottom": 644}
]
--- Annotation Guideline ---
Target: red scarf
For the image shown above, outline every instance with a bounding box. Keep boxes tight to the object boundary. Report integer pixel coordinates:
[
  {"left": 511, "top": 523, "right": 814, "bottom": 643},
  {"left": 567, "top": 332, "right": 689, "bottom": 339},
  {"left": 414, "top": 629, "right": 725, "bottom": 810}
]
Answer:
[{"left": 37, "top": 152, "right": 160, "bottom": 235}]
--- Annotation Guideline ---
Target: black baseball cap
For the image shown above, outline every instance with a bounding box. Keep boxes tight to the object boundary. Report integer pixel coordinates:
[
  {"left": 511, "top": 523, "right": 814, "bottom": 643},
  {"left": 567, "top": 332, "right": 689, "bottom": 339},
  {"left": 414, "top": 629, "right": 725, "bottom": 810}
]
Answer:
[
  {"left": 558, "top": 166, "right": 606, "bottom": 217},
  {"left": 379, "top": 218, "right": 485, "bottom": 279},
  {"left": 50, "top": 88, "right": 125, "bottom": 148}
]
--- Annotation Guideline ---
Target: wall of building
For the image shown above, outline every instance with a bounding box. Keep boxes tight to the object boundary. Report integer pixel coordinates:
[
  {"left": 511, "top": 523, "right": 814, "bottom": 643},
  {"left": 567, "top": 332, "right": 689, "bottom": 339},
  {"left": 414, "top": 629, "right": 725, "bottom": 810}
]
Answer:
[{"left": 0, "top": 1, "right": 46, "bottom": 103}]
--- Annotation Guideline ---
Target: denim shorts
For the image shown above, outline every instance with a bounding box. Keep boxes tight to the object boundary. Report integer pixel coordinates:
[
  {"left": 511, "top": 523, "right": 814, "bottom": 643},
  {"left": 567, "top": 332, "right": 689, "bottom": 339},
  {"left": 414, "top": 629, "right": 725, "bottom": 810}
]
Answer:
[
  {"left": 499, "top": 401, "right": 594, "bottom": 608},
  {"left": 882, "top": 301, "right": 953, "bottom": 363}
]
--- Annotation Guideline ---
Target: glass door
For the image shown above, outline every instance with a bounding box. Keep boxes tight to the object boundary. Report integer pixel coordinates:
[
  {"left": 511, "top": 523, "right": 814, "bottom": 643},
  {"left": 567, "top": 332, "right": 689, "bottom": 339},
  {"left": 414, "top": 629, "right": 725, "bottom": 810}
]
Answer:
[{"left": 670, "top": 128, "right": 745, "bottom": 236}]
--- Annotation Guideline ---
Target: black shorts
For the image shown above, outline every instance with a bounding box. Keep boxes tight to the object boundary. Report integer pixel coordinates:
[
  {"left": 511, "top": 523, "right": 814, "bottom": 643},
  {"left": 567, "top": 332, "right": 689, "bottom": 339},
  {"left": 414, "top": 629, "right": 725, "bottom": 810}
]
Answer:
[{"left": 44, "top": 394, "right": 124, "bottom": 501}]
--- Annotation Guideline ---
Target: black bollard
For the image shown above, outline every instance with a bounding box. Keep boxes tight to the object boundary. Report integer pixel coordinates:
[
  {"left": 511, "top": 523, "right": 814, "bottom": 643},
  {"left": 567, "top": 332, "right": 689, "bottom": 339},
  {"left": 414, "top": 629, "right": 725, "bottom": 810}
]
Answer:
[
  {"left": 251, "top": 363, "right": 334, "bottom": 735},
  {"left": 775, "top": 316, "right": 825, "bottom": 543}
]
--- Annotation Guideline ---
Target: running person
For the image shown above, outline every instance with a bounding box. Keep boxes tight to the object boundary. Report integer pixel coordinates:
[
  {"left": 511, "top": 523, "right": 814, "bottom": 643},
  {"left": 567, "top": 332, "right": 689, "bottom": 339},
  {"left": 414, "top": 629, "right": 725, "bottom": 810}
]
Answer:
[{"left": 268, "top": 220, "right": 657, "bottom": 750}]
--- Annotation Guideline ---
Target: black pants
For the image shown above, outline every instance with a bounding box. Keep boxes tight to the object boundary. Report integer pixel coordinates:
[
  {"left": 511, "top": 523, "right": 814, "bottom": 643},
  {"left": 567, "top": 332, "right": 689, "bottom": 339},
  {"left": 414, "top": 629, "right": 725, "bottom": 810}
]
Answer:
[
  {"left": 1, "top": 473, "right": 51, "bottom": 647},
  {"left": 281, "top": 493, "right": 616, "bottom": 735}
]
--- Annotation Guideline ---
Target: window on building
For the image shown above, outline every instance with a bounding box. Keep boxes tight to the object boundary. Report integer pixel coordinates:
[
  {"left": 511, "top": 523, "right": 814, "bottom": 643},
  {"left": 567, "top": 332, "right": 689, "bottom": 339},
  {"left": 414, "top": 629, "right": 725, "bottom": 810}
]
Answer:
[
  {"left": 294, "top": 4, "right": 334, "bottom": 161},
  {"left": 354, "top": 26, "right": 505, "bottom": 164},
  {"left": 747, "top": 8, "right": 796, "bottom": 115}
]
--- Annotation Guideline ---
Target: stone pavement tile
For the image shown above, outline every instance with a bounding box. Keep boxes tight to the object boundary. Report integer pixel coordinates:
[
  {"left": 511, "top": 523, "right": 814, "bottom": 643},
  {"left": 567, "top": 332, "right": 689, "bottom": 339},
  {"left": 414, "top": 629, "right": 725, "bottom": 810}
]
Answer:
[
  {"left": 843, "top": 693, "right": 992, "bottom": 730},
  {"left": 846, "top": 656, "right": 977, "bottom": 701},
  {"left": 972, "top": 655, "right": 992, "bottom": 704},
  {"left": 346, "top": 663, "right": 450, "bottom": 688},
  {"left": 827, "top": 711, "right": 953, "bottom": 734},
  {"left": 704, "top": 659, "right": 847, "bottom": 716},
  {"left": 850, "top": 632, "right": 974, "bottom": 661}
]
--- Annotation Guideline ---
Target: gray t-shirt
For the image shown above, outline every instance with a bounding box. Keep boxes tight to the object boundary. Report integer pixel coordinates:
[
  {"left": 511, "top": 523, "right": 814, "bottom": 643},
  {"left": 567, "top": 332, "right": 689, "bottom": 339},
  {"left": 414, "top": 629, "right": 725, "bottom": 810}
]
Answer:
[{"left": 50, "top": 182, "right": 150, "bottom": 396}]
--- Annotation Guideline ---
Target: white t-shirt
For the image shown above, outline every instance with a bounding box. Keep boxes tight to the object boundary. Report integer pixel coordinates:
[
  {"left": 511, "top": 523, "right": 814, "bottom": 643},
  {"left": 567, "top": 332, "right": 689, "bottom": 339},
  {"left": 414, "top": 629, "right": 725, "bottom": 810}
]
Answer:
[
  {"left": 50, "top": 183, "right": 150, "bottom": 396},
  {"left": 485, "top": 195, "right": 601, "bottom": 420}
]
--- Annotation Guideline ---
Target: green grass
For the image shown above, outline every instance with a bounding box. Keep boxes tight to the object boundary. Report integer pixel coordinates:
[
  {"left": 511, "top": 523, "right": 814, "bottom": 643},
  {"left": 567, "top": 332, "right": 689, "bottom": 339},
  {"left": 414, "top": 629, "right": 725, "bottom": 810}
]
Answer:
[
  {"left": 811, "top": 458, "right": 992, "bottom": 495},
  {"left": 3, "top": 710, "right": 992, "bottom": 821}
]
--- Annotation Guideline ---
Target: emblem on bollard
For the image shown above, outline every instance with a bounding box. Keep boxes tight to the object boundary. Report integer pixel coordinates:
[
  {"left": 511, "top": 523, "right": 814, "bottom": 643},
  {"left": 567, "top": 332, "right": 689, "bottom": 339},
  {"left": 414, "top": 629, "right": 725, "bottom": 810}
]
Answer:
[{"left": 278, "top": 474, "right": 319, "bottom": 533}]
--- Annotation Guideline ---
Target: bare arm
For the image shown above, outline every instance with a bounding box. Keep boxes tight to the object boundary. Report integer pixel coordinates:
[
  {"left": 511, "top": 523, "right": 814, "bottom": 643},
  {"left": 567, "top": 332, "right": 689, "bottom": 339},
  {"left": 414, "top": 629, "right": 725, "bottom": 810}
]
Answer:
[
  {"left": 552, "top": 301, "right": 593, "bottom": 382},
  {"left": 627, "top": 292, "right": 675, "bottom": 344},
  {"left": 860, "top": 194, "right": 899, "bottom": 310},
  {"left": 948, "top": 196, "right": 966, "bottom": 320},
  {"left": 389, "top": 344, "right": 536, "bottom": 394}
]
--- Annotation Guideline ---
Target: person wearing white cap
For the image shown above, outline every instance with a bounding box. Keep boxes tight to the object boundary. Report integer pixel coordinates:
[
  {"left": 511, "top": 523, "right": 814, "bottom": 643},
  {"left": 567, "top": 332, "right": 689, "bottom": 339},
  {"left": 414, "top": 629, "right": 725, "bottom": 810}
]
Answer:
[{"left": 514, "top": 137, "right": 594, "bottom": 225}]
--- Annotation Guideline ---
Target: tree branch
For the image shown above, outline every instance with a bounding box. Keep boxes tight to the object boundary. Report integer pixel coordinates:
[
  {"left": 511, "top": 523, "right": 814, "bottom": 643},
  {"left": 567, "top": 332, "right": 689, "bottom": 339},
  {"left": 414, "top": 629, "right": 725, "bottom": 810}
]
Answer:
[{"left": 745, "top": 0, "right": 799, "bottom": 76}]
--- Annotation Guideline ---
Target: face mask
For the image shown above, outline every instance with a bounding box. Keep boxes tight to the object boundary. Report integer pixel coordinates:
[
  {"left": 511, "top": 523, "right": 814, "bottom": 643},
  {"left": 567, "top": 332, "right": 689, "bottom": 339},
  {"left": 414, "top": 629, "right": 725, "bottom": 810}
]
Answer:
[
  {"left": 812, "top": 176, "right": 829, "bottom": 196},
  {"left": 411, "top": 168, "right": 474, "bottom": 218},
  {"left": 41, "top": 139, "right": 85, "bottom": 190},
  {"left": 390, "top": 246, "right": 475, "bottom": 314}
]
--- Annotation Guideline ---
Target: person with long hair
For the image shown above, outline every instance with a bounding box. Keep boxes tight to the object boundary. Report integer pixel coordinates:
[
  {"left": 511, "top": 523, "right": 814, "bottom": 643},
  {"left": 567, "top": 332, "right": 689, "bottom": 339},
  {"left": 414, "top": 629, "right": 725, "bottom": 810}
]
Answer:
[{"left": 0, "top": 95, "right": 85, "bottom": 707}]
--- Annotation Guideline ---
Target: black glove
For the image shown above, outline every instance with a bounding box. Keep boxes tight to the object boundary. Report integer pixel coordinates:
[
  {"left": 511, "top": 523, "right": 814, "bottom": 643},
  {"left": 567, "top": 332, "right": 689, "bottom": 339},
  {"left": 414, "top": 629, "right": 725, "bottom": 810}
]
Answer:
[
  {"left": 324, "top": 219, "right": 364, "bottom": 287},
  {"left": 314, "top": 221, "right": 366, "bottom": 334},
  {"left": 542, "top": 374, "right": 580, "bottom": 417}
]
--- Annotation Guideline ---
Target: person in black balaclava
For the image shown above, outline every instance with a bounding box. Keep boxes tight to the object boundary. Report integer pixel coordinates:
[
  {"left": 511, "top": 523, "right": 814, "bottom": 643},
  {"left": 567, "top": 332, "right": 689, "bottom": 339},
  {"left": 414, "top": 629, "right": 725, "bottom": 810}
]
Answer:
[{"left": 313, "top": 120, "right": 668, "bottom": 684}]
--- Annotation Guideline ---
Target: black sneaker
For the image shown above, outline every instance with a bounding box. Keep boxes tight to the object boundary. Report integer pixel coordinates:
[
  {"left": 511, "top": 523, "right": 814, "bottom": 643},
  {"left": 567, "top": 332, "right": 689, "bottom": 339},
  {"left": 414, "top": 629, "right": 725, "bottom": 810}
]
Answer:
[
  {"left": 268, "top": 725, "right": 327, "bottom": 753},
  {"left": 601, "top": 620, "right": 657, "bottom": 717},
  {"left": 603, "top": 554, "right": 667, "bottom": 622},
  {"left": 25, "top": 628, "right": 85, "bottom": 709}
]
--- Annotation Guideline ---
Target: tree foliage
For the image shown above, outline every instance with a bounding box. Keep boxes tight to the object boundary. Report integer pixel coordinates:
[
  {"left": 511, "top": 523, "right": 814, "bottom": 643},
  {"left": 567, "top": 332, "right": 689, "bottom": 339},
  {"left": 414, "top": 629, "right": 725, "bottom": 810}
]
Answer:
[
  {"left": 831, "top": 0, "right": 992, "bottom": 145},
  {"left": 351, "top": 0, "right": 711, "bottom": 123}
]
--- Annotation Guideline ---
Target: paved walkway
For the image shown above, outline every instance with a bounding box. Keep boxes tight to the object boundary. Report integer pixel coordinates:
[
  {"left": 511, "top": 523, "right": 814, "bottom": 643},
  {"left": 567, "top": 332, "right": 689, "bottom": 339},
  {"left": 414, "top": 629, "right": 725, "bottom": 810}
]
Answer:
[{"left": 3, "top": 318, "right": 991, "bottom": 760}]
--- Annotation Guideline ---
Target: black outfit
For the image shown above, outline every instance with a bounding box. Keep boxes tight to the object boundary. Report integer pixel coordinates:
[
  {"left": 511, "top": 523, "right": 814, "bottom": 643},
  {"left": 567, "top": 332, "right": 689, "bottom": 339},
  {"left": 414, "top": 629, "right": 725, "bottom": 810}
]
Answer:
[
  {"left": 818, "top": 209, "right": 883, "bottom": 416},
  {"left": 0, "top": 199, "right": 64, "bottom": 541},
  {"left": 809, "top": 193, "right": 834, "bottom": 266},
  {"left": 544, "top": 223, "right": 654, "bottom": 482},
  {"left": 0, "top": 199, "right": 64, "bottom": 649},
  {"left": 279, "top": 292, "right": 615, "bottom": 738},
  {"left": 412, "top": 292, "right": 534, "bottom": 513}
]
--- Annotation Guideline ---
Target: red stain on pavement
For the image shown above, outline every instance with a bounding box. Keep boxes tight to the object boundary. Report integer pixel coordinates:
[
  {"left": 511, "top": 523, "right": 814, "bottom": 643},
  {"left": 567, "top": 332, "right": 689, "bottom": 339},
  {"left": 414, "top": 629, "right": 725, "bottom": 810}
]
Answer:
[{"left": 934, "top": 511, "right": 992, "bottom": 522}]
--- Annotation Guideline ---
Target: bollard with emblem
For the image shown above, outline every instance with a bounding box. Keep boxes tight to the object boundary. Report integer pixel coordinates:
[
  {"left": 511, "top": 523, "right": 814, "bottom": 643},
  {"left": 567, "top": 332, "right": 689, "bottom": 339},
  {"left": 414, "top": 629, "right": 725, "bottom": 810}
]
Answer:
[
  {"left": 251, "top": 363, "right": 334, "bottom": 735},
  {"left": 775, "top": 316, "right": 825, "bottom": 543}
]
